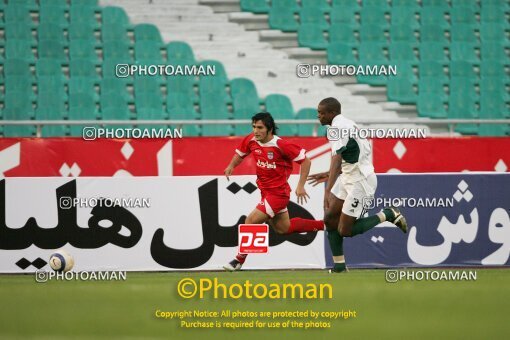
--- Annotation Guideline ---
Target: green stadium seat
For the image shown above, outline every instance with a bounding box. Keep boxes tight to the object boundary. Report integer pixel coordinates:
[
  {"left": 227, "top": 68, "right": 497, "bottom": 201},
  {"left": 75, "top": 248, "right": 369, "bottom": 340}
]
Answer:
[
  {"left": 36, "top": 89, "right": 66, "bottom": 110},
  {"left": 389, "top": 42, "right": 418, "bottom": 64},
  {"left": 69, "top": 59, "right": 100, "bottom": 80},
  {"left": 360, "top": 24, "right": 388, "bottom": 43},
  {"left": 390, "top": 24, "right": 418, "bottom": 46},
  {"left": 451, "top": 0, "right": 480, "bottom": 12},
  {"left": 240, "top": 0, "right": 270, "bottom": 14},
  {"left": 480, "top": 77, "right": 509, "bottom": 101},
  {"left": 298, "top": 24, "right": 328, "bottom": 50},
  {"left": 37, "top": 76, "right": 67, "bottom": 100},
  {"left": 450, "top": 42, "right": 479, "bottom": 63},
  {"left": 166, "top": 92, "right": 195, "bottom": 111},
  {"left": 35, "top": 106, "right": 68, "bottom": 137},
  {"left": 332, "top": 0, "right": 360, "bottom": 11},
  {"left": 5, "top": 22, "right": 35, "bottom": 43},
  {"left": 230, "top": 78, "right": 258, "bottom": 99},
  {"left": 480, "top": 24, "right": 509, "bottom": 45},
  {"left": 5, "top": 76, "right": 35, "bottom": 100},
  {"left": 481, "top": 42, "right": 509, "bottom": 61},
  {"left": 199, "top": 77, "right": 229, "bottom": 103},
  {"left": 103, "top": 41, "right": 132, "bottom": 60},
  {"left": 102, "top": 59, "right": 132, "bottom": 79},
  {"left": 135, "top": 41, "right": 164, "bottom": 62},
  {"left": 69, "top": 92, "right": 96, "bottom": 109},
  {"left": 363, "top": 0, "right": 390, "bottom": 10},
  {"left": 329, "top": 6, "right": 359, "bottom": 27},
  {"left": 387, "top": 78, "right": 418, "bottom": 104},
  {"left": 481, "top": 5, "right": 508, "bottom": 24},
  {"left": 200, "top": 60, "right": 228, "bottom": 84},
  {"left": 419, "top": 42, "right": 449, "bottom": 63},
  {"left": 134, "top": 76, "right": 161, "bottom": 96},
  {"left": 420, "top": 25, "right": 449, "bottom": 46},
  {"left": 135, "top": 94, "right": 166, "bottom": 129},
  {"left": 268, "top": 7, "right": 299, "bottom": 32},
  {"left": 200, "top": 94, "right": 232, "bottom": 135},
  {"left": 69, "top": 23, "right": 97, "bottom": 43},
  {"left": 100, "top": 78, "right": 130, "bottom": 100},
  {"left": 5, "top": 39, "right": 35, "bottom": 62},
  {"left": 449, "top": 61, "right": 477, "bottom": 79},
  {"left": 100, "top": 94, "right": 131, "bottom": 121},
  {"left": 68, "top": 105, "right": 98, "bottom": 136},
  {"left": 395, "top": 61, "right": 418, "bottom": 83},
  {"left": 135, "top": 93, "right": 163, "bottom": 110},
  {"left": 70, "top": 5, "right": 98, "bottom": 28},
  {"left": 39, "top": 6, "right": 68, "bottom": 28},
  {"left": 167, "top": 105, "right": 200, "bottom": 136},
  {"left": 299, "top": 7, "right": 328, "bottom": 30},
  {"left": 101, "top": 24, "right": 129, "bottom": 43},
  {"left": 134, "top": 59, "right": 165, "bottom": 84},
  {"left": 69, "top": 40, "right": 99, "bottom": 62},
  {"left": 4, "top": 91, "right": 35, "bottom": 119},
  {"left": 102, "top": 6, "right": 130, "bottom": 28},
  {"left": 328, "top": 25, "right": 358, "bottom": 46},
  {"left": 448, "top": 95, "right": 478, "bottom": 135},
  {"left": 38, "top": 40, "right": 67, "bottom": 62},
  {"left": 358, "top": 43, "right": 388, "bottom": 65},
  {"left": 360, "top": 8, "right": 389, "bottom": 28},
  {"left": 134, "top": 24, "right": 163, "bottom": 43},
  {"left": 420, "top": 7, "right": 449, "bottom": 29},
  {"left": 451, "top": 24, "right": 478, "bottom": 43},
  {"left": 4, "top": 59, "right": 32, "bottom": 79},
  {"left": 71, "top": 0, "right": 98, "bottom": 7},
  {"left": 327, "top": 42, "right": 357, "bottom": 65},
  {"left": 417, "top": 94, "right": 447, "bottom": 118},
  {"left": 301, "top": 0, "right": 330, "bottom": 13},
  {"left": 4, "top": 5, "right": 33, "bottom": 26},
  {"left": 296, "top": 108, "right": 326, "bottom": 137},
  {"left": 418, "top": 76, "right": 447, "bottom": 101},
  {"left": 422, "top": 0, "right": 450, "bottom": 10},
  {"left": 449, "top": 78, "right": 478, "bottom": 99},
  {"left": 167, "top": 41, "right": 196, "bottom": 65},
  {"left": 419, "top": 61, "right": 448, "bottom": 84},
  {"left": 167, "top": 76, "right": 198, "bottom": 102},
  {"left": 479, "top": 97, "right": 508, "bottom": 136},
  {"left": 392, "top": 0, "right": 419, "bottom": 8},
  {"left": 40, "top": 0, "right": 68, "bottom": 8},
  {"left": 272, "top": 0, "right": 299, "bottom": 11},
  {"left": 481, "top": 61, "right": 508, "bottom": 79},
  {"left": 265, "top": 94, "right": 296, "bottom": 136},
  {"left": 483, "top": 0, "right": 510, "bottom": 9},
  {"left": 450, "top": 6, "right": 478, "bottom": 25},
  {"left": 231, "top": 78, "right": 260, "bottom": 134},
  {"left": 36, "top": 59, "right": 65, "bottom": 79},
  {"left": 69, "top": 77, "right": 98, "bottom": 101},
  {"left": 391, "top": 6, "right": 419, "bottom": 29},
  {"left": 38, "top": 23, "right": 65, "bottom": 42}
]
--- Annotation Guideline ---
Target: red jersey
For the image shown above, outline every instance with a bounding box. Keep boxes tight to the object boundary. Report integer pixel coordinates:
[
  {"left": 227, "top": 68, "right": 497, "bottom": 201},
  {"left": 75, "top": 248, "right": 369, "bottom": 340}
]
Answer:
[{"left": 235, "top": 134, "right": 306, "bottom": 194}]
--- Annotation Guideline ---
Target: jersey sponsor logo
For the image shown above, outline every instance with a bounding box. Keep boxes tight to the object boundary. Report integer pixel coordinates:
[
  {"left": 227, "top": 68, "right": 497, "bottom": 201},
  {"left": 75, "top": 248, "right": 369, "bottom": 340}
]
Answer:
[
  {"left": 267, "top": 151, "right": 274, "bottom": 160},
  {"left": 239, "top": 224, "right": 269, "bottom": 254},
  {"left": 257, "top": 159, "right": 277, "bottom": 169}
]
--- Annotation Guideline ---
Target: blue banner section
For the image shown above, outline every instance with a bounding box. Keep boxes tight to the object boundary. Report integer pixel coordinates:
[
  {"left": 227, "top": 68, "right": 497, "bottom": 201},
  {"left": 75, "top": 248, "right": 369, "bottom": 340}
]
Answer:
[{"left": 334, "top": 173, "right": 510, "bottom": 268}]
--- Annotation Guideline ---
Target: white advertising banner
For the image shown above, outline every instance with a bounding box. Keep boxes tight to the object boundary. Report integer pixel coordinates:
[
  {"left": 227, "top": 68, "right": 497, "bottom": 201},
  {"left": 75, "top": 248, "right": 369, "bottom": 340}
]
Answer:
[{"left": 0, "top": 176, "right": 325, "bottom": 272}]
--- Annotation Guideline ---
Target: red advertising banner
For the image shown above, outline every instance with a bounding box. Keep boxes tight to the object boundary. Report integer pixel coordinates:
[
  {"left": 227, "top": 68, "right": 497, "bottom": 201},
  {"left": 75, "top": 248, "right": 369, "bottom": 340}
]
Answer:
[{"left": 0, "top": 137, "right": 508, "bottom": 177}]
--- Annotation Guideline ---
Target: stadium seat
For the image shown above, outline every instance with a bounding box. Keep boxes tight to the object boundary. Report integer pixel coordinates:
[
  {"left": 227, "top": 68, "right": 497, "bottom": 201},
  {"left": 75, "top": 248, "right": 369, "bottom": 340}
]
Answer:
[
  {"left": 419, "top": 42, "right": 449, "bottom": 63},
  {"left": 5, "top": 40, "right": 35, "bottom": 62},
  {"left": 68, "top": 105, "right": 98, "bottom": 136},
  {"left": 481, "top": 5, "right": 508, "bottom": 24},
  {"left": 359, "top": 24, "right": 388, "bottom": 44},
  {"left": 240, "top": 0, "right": 270, "bottom": 14},
  {"left": 135, "top": 41, "right": 164, "bottom": 62},
  {"left": 420, "top": 25, "right": 449, "bottom": 46},
  {"left": 35, "top": 106, "right": 68, "bottom": 137},
  {"left": 70, "top": 40, "right": 99, "bottom": 62},
  {"left": 480, "top": 24, "right": 510, "bottom": 45},
  {"left": 100, "top": 78, "right": 130, "bottom": 100},
  {"left": 394, "top": 61, "right": 418, "bottom": 83},
  {"left": 360, "top": 8, "right": 389, "bottom": 29},
  {"left": 4, "top": 90, "right": 35, "bottom": 122},
  {"left": 167, "top": 41, "right": 196, "bottom": 65},
  {"left": 301, "top": 0, "right": 330, "bottom": 13},
  {"left": 392, "top": 0, "right": 419, "bottom": 8},
  {"left": 199, "top": 94, "right": 232, "bottom": 136},
  {"left": 449, "top": 61, "right": 477, "bottom": 79},
  {"left": 449, "top": 78, "right": 478, "bottom": 99},
  {"left": 5, "top": 76, "right": 35, "bottom": 101},
  {"left": 167, "top": 103, "right": 200, "bottom": 137},
  {"left": 231, "top": 78, "right": 260, "bottom": 134},
  {"left": 358, "top": 43, "right": 388, "bottom": 65},
  {"left": 328, "top": 25, "right": 358, "bottom": 46},
  {"left": 448, "top": 95, "right": 479, "bottom": 135},
  {"left": 101, "top": 95, "right": 131, "bottom": 121},
  {"left": 71, "top": 0, "right": 99, "bottom": 7},
  {"left": 387, "top": 78, "right": 418, "bottom": 104},
  {"left": 418, "top": 77, "right": 447, "bottom": 101},
  {"left": 329, "top": 6, "right": 359, "bottom": 27},
  {"left": 135, "top": 93, "right": 164, "bottom": 111},
  {"left": 450, "top": 42, "right": 479, "bottom": 63},
  {"left": 5, "top": 22, "right": 35, "bottom": 43},
  {"left": 68, "top": 22, "right": 97, "bottom": 43},
  {"left": 420, "top": 7, "right": 449, "bottom": 29},
  {"left": 38, "top": 40, "right": 67, "bottom": 62},
  {"left": 69, "top": 59, "right": 100, "bottom": 81},
  {"left": 480, "top": 42, "right": 508, "bottom": 61},
  {"left": 167, "top": 76, "right": 198, "bottom": 102},
  {"left": 480, "top": 78, "right": 509, "bottom": 101},
  {"left": 102, "top": 24, "right": 129, "bottom": 43},
  {"left": 37, "top": 76, "right": 68, "bottom": 101},
  {"left": 69, "top": 77, "right": 98, "bottom": 101},
  {"left": 38, "top": 23, "right": 65, "bottom": 42},
  {"left": 451, "top": 0, "right": 480, "bottom": 12},
  {"left": 299, "top": 7, "right": 328, "bottom": 30},
  {"left": 39, "top": 5, "right": 68, "bottom": 28},
  {"left": 331, "top": 0, "right": 360, "bottom": 11},
  {"left": 390, "top": 24, "right": 418, "bottom": 46},
  {"left": 419, "top": 61, "right": 448, "bottom": 84},
  {"left": 40, "top": 0, "right": 68, "bottom": 8},
  {"left": 268, "top": 7, "right": 299, "bottom": 32},
  {"left": 479, "top": 97, "right": 508, "bottom": 136},
  {"left": 70, "top": 5, "right": 98, "bottom": 28},
  {"left": 4, "top": 5, "right": 33, "bottom": 26},
  {"left": 450, "top": 6, "right": 478, "bottom": 25},
  {"left": 103, "top": 41, "right": 132, "bottom": 60},
  {"left": 450, "top": 24, "right": 478, "bottom": 43},
  {"left": 480, "top": 61, "right": 508, "bottom": 79},
  {"left": 134, "top": 24, "right": 163, "bottom": 43},
  {"left": 298, "top": 24, "right": 328, "bottom": 50},
  {"left": 102, "top": 6, "right": 130, "bottom": 28},
  {"left": 4, "top": 59, "right": 33, "bottom": 79},
  {"left": 296, "top": 108, "right": 325, "bottom": 137},
  {"left": 389, "top": 42, "right": 418, "bottom": 64},
  {"left": 134, "top": 76, "right": 162, "bottom": 96},
  {"left": 417, "top": 94, "right": 447, "bottom": 118},
  {"left": 264, "top": 94, "right": 296, "bottom": 136},
  {"left": 199, "top": 60, "right": 228, "bottom": 84},
  {"left": 36, "top": 59, "right": 65, "bottom": 80},
  {"left": 422, "top": 0, "right": 450, "bottom": 10},
  {"left": 391, "top": 6, "right": 419, "bottom": 29},
  {"left": 272, "top": 0, "right": 299, "bottom": 11},
  {"left": 327, "top": 42, "right": 357, "bottom": 65}
]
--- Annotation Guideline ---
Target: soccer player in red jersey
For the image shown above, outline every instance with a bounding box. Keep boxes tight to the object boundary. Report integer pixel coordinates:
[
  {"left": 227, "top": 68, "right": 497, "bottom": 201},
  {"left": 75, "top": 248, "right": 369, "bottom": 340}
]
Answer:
[{"left": 223, "top": 112, "right": 325, "bottom": 271}]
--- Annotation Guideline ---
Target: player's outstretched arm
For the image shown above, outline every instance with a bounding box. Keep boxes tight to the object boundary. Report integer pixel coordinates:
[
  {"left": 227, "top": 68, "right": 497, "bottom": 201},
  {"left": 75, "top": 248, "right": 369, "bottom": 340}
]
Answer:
[
  {"left": 307, "top": 171, "right": 329, "bottom": 186},
  {"left": 295, "top": 157, "right": 311, "bottom": 204},
  {"left": 224, "top": 154, "right": 244, "bottom": 181},
  {"left": 324, "top": 154, "right": 343, "bottom": 210}
]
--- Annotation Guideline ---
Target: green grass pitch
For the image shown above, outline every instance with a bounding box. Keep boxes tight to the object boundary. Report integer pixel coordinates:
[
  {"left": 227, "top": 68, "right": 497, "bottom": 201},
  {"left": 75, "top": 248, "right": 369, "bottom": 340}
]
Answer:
[{"left": 1, "top": 269, "right": 509, "bottom": 339}]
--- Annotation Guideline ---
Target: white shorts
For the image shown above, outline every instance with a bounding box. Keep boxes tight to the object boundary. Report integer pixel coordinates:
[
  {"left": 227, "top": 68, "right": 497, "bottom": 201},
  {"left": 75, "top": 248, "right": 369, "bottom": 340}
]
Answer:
[{"left": 331, "top": 174, "right": 377, "bottom": 218}]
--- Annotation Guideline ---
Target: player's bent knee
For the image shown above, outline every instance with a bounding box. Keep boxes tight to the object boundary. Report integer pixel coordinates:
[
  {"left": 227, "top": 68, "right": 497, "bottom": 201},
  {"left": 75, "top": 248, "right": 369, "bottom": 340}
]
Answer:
[{"left": 324, "top": 212, "right": 339, "bottom": 231}]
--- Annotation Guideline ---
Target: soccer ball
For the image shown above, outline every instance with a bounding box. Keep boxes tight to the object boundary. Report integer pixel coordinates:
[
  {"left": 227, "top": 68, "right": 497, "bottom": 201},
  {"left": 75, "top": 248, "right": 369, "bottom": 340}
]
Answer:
[{"left": 49, "top": 249, "right": 74, "bottom": 272}]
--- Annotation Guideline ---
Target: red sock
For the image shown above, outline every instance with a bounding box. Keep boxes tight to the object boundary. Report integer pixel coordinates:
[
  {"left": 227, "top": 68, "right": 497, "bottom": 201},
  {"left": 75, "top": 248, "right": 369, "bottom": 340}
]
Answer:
[
  {"left": 236, "top": 253, "right": 248, "bottom": 264},
  {"left": 287, "top": 218, "right": 325, "bottom": 234}
]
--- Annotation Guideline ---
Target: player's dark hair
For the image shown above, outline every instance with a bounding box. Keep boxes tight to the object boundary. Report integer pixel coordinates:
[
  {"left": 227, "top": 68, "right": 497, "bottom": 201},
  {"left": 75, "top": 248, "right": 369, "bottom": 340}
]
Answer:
[
  {"left": 252, "top": 112, "right": 279, "bottom": 135},
  {"left": 319, "top": 97, "right": 341, "bottom": 115}
]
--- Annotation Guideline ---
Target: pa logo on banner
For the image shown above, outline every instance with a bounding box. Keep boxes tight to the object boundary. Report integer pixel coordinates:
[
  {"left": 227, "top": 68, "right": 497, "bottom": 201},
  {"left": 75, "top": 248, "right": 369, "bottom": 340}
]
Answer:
[{"left": 239, "top": 224, "right": 269, "bottom": 254}]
